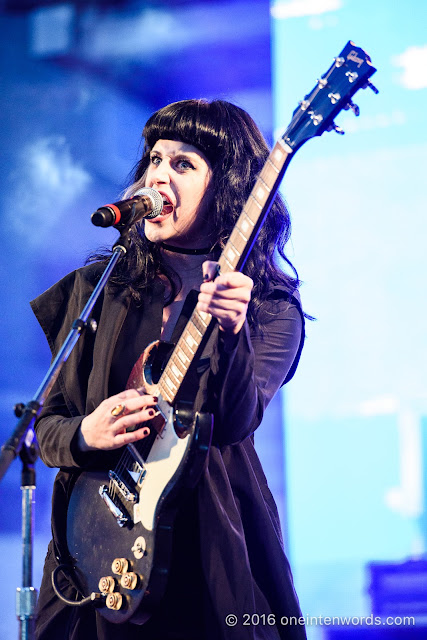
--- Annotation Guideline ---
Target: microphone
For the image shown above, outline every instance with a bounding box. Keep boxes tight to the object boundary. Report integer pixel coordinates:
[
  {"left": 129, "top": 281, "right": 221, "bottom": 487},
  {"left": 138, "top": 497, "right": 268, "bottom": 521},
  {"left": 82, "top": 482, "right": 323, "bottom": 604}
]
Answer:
[{"left": 91, "top": 188, "right": 164, "bottom": 228}]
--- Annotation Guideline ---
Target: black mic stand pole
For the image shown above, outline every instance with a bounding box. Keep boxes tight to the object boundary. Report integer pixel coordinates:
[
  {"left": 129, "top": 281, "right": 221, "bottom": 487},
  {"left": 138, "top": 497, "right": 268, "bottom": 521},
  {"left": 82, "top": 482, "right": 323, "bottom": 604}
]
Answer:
[{"left": 0, "top": 230, "right": 131, "bottom": 640}]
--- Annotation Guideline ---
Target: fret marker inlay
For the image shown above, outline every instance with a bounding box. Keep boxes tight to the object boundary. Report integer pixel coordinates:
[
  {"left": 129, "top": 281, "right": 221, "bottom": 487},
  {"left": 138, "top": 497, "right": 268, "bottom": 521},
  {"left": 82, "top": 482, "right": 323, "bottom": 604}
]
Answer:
[
  {"left": 177, "top": 350, "right": 188, "bottom": 364},
  {"left": 185, "top": 335, "right": 196, "bottom": 349},
  {"left": 199, "top": 311, "right": 210, "bottom": 323},
  {"left": 274, "top": 148, "right": 283, "bottom": 162},
  {"left": 165, "top": 377, "right": 176, "bottom": 391},
  {"left": 171, "top": 364, "right": 181, "bottom": 379},
  {"left": 227, "top": 247, "right": 236, "bottom": 261}
]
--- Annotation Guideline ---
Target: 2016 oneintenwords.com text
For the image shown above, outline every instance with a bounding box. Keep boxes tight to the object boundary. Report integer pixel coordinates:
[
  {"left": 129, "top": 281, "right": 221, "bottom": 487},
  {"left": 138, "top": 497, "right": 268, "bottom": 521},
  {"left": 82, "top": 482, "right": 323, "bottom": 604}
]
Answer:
[{"left": 224, "top": 614, "right": 416, "bottom": 627}]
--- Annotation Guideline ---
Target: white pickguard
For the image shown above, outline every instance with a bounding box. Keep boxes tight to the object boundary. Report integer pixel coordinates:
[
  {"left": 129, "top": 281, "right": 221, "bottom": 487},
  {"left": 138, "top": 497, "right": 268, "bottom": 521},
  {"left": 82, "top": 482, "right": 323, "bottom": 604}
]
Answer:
[{"left": 133, "top": 404, "right": 190, "bottom": 531}]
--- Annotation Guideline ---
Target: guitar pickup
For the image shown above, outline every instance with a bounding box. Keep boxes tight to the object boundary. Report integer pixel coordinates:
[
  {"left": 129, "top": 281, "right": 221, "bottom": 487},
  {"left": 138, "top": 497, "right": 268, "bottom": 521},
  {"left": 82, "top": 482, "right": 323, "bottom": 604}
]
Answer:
[{"left": 108, "top": 470, "right": 138, "bottom": 503}]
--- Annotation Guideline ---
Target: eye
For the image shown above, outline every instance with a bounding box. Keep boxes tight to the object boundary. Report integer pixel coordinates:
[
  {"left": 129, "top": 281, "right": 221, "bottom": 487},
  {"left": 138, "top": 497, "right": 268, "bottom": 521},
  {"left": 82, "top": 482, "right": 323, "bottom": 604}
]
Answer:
[
  {"left": 150, "top": 154, "right": 161, "bottom": 166},
  {"left": 176, "top": 157, "right": 195, "bottom": 171}
]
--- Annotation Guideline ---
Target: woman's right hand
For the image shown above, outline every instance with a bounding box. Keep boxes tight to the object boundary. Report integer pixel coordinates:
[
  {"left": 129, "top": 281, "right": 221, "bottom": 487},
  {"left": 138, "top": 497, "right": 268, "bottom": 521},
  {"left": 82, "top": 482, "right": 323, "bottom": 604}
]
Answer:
[{"left": 78, "top": 388, "right": 158, "bottom": 452}]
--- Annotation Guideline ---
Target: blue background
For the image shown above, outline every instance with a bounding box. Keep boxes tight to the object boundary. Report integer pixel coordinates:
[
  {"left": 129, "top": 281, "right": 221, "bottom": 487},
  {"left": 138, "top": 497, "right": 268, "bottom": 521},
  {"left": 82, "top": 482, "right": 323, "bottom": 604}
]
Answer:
[{"left": 272, "top": 1, "right": 427, "bottom": 637}]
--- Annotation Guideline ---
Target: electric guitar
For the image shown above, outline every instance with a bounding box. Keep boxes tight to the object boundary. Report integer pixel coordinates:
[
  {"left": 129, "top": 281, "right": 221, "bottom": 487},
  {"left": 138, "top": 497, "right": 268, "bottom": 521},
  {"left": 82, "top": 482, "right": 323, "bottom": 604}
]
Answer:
[{"left": 65, "top": 41, "right": 378, "bottom": 623}]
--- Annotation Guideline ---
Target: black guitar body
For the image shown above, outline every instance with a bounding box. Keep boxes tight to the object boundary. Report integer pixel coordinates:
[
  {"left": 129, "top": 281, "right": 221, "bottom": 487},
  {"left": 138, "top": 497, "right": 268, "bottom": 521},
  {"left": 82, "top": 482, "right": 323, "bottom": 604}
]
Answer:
[{"left": 66, "top": 402, "right": 212, "bottom": 624}]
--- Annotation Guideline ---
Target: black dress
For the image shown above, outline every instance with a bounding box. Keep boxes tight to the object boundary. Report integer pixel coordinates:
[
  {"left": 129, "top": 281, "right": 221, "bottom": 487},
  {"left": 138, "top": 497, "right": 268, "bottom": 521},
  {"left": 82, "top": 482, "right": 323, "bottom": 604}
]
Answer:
[{"left": 31, "top": 263, "right": 307, "bottom": 640}]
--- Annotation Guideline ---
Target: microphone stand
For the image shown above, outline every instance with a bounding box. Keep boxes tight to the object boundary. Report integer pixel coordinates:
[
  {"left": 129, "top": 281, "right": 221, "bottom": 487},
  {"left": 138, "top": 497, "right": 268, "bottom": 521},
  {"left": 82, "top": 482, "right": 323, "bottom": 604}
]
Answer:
[{"left": 0, "top": 229, "right": 131, "bottom": 640}]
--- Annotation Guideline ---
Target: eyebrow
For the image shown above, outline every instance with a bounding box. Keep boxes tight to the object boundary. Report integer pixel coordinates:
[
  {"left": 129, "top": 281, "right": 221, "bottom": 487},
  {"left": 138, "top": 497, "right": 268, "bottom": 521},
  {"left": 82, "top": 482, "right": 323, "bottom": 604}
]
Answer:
[
  {"left": 150, "top": 150, "right": 200, "bottom": 164},
  {"left": 150, "top": 149, "right": 198, "bottom": 158}
]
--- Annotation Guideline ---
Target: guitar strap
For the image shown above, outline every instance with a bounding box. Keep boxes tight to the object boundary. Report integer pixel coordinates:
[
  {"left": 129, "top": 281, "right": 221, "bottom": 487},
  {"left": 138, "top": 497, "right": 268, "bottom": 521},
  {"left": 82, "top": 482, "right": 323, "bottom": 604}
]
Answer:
[{"left": 122, "top": 289, "right": 205, "bottom": 403}]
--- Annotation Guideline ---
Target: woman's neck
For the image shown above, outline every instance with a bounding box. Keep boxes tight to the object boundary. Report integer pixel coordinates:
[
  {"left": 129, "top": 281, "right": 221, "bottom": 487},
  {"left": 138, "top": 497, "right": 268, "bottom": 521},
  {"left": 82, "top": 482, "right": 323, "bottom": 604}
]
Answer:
[{"left": 160, "top": 245, "right": 215, "bottom": 293}]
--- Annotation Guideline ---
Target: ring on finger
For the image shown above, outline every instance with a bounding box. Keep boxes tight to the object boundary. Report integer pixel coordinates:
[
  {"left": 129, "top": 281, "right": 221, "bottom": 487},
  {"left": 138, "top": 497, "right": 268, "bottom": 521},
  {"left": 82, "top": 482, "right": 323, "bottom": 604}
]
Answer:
[{"left": 111, "top": 403, "right": 126, "bottom": 418}]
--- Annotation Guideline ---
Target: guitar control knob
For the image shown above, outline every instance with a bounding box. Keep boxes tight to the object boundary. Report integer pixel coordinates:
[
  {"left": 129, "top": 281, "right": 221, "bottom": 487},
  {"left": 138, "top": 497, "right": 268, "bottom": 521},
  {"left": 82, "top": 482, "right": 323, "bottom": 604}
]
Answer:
[
  {"left": 132, "top": 536, "right": 147, "bottom": 559},
  {"left": 120, "top": 572, "right": 140, "bottom": 590},
  {"left": 111, "top": 558, "right": 129, "bottom": 575},
  {"left": 105, "top": 592, "right": 123, "bottom": 611},
  {"left": 98, "top": 576, "right": 115, "bottom": 593}
]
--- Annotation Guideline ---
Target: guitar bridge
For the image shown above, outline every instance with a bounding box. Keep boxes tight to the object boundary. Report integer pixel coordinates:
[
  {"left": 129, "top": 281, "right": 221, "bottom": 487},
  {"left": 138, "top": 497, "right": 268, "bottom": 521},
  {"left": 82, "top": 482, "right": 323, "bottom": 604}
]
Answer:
[{"left": 99, "top": 485, "right": 129, "bottom": 527}]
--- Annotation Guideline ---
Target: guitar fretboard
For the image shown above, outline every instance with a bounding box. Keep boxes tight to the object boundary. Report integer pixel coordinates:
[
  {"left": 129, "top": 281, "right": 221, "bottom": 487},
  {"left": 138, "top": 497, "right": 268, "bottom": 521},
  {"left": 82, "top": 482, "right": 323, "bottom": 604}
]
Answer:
[{"left": 157, "top": 139, "right": 292, "bottom": 405}]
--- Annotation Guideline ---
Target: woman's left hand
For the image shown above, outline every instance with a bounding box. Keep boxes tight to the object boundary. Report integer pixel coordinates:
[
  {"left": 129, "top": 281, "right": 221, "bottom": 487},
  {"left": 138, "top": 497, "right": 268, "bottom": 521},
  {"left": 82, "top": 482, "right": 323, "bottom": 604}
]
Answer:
[{"left": 197, "top": 261, "right": 253, "bottom": 335}]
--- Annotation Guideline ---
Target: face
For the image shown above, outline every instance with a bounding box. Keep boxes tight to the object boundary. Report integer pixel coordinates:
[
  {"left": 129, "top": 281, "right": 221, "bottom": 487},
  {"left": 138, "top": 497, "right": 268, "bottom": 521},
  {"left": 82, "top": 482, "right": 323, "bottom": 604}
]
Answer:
[{"left": 143, "top": 139, "right": 213, "bottom": 249}]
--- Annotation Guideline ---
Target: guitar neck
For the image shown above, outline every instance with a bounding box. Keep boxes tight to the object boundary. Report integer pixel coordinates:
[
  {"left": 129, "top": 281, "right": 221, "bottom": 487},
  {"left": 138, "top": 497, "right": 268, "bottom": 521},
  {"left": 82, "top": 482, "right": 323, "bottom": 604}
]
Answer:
[
  {"left": 155, "top": 41, "right": 379, "bottom": 405},
  {"left": 157, "top": 139, "right": 293, "bottom": 405}
]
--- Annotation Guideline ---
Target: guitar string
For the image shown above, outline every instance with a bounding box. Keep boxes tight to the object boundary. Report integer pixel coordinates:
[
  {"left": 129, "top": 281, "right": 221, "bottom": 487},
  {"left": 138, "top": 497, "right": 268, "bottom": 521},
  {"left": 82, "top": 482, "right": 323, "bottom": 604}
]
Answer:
[
  {"left": 109, "top": 171, "right": 270, "bottom": 501},
  {"left": 109, "top": 420, "right": 155, "bottom": 505},
  {"left": 108, "top": 157, "right": 278, "bottom": 504},
  {"left": 102, "top": 55, "right": 375, "bottom": 513}
]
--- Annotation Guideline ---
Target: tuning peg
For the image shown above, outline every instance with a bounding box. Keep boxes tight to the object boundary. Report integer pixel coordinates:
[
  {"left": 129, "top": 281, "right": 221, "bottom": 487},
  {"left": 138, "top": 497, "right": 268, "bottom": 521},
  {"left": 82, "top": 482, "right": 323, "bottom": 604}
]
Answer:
[
  {"left": 364, "top": 80, "right": 379, "bottom": 94},
  {"left": 327, "top": 123, "right": 345, "bottom": 135},
  {"left": 309, "top": 112, "right": 323, "bottom": 126},
  {"left": 328, "top": 92, "right": 341, "bottom": 105},
  {"left": 346, "top": 71, "right": 358, "bottom": 84},
  {"left": 14, "top": 402, "right": 26, "bottom": 417},
  {"left": 345, "top": 100, "right": 360, "bottom": 116}
]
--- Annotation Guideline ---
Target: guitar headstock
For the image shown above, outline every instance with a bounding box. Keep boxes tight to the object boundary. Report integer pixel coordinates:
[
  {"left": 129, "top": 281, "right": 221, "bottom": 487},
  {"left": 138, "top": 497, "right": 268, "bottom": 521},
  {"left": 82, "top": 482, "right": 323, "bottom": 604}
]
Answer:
[{"left": 283, "top": 41, "right": 378, "bottom": 151}]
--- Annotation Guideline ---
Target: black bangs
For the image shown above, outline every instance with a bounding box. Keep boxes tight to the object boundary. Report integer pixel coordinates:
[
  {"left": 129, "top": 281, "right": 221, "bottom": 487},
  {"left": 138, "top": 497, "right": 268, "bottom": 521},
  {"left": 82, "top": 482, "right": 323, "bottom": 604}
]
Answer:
[{"left": 142, "top": 99, "right": 228, "bottom": 168}]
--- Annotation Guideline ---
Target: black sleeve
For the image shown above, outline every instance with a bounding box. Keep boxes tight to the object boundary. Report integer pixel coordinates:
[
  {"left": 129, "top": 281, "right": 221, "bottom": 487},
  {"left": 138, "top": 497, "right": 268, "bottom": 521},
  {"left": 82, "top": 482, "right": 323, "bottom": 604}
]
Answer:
[
  {"left": 34, "top": 380, "right": 111, "bottom": 470},
  {"left": 207, "top": 296, "right": 303, "bottom": 446},
  {"left": 35, "top": 397, "right": 86, "bottom": 469},
  {"left": 31, "top": 265, "right": 116, "bottom": 471}
]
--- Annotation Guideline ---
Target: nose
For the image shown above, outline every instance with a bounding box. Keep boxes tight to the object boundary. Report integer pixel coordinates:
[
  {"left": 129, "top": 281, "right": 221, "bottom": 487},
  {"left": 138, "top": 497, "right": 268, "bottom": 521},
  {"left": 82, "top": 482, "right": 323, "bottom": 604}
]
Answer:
[{"left": 151, "top": 160, "right": 170, "bottom": 186}]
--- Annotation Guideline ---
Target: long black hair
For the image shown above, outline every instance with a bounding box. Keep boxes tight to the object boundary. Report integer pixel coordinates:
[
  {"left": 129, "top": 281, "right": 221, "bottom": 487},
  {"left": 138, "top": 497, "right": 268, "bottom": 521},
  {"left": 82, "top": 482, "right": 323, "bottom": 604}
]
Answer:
[{"left": 95, "top": 99, "right": 301, "bottom": 328}]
